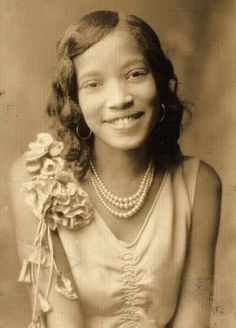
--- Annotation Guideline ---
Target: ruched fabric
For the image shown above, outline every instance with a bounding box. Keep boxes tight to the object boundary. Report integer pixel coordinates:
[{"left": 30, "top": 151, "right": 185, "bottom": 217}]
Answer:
[{"left": 58, "top": 157, "right": 199, "bottom": 328}]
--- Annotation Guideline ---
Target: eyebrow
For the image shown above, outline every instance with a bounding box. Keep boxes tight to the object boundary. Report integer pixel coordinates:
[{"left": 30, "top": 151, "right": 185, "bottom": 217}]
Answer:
[
  {"left": 78, "top": 72, "right": 101, "bottom": 84},
  {"left": 121, "top": 57, "right": 148, "bottom": 69}
]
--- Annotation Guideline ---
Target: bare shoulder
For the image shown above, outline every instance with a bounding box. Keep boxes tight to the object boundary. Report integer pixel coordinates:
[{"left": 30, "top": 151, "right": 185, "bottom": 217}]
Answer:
[
  {"left": 183, "top": 156, "right": 221, "bottom": 192},
  {"left": 9, "top": 155, "right": 32, "bottom": 215},
  {"left": 197, "top": 160, "right": 222, "bottom": 193}
]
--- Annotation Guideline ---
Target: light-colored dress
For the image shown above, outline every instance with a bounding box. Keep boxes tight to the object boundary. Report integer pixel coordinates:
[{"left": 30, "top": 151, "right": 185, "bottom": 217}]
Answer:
[
  {"left": 58, "top": 158, "right": 199, "bottom": 328},
  {"left": 19, "top": 133, "right": 199, "bottom": 328}
]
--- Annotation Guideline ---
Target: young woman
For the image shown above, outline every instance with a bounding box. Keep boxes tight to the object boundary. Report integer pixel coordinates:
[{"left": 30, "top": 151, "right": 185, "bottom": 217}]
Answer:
[{"left": 10, "top": 10, "right": 221, "bottom": 328}]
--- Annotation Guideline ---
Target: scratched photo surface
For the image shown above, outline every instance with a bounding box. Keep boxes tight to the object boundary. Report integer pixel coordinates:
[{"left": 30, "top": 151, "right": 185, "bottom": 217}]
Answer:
[{"left": 0, "top": 1, "right": 235, "bottom": 327}]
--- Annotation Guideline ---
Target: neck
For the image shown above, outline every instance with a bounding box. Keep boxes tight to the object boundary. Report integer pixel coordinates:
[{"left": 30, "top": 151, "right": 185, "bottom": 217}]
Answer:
[{"left": 91, "top": 139, "right": 150, "bottom": 180}]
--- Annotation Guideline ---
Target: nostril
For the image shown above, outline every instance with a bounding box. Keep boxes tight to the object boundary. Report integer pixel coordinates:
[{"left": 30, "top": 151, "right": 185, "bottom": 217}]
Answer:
[{"left": 106, "top": 93, "right": 134, "bottom": 110}]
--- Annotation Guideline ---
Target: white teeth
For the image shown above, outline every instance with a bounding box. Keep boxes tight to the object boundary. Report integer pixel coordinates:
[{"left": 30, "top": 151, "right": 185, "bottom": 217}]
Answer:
[
  {"left": 113, "top": 116, "right": 135, "bottom": 126},
  {"left": 105, "top": 113, "right": 142, "bottom": 130}
]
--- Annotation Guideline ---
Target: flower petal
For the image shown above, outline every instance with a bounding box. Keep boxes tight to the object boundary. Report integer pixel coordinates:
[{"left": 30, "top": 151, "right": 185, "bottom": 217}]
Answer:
[
  {"left": 36, "top": 133, "right": 54, "bottom": 148},
  {"left": 41, "top": 157, "right": 64, "bottom": 176},
  {"left": 49, "top": 141, "right": 64, "bottom": 157},
  {"left": 55, "top": 170, "right": 74, "bottom": 183},
  {"left": 25, "top": 160, "right": 42, "bottom": 173},
  {"left": 24, "top": 149, "right": 47, "bottom": 162},
  {"left": 66, "top": 183, "right": 77, "bottom": 196},
  {"left": 40, "top": 158, "right": 57, "bottom": 175}
]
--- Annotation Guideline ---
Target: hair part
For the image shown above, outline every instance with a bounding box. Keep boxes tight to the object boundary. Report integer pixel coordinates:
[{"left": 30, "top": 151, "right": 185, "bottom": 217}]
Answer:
[{"left": 47, "top": 10, "right": 186, "bottom": 179}]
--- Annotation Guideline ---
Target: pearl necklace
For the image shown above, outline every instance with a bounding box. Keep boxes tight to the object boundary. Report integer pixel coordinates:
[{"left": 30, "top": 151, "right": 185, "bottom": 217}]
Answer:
[{"left": 90, "top": 160, "right": 155, "bottom": 219}]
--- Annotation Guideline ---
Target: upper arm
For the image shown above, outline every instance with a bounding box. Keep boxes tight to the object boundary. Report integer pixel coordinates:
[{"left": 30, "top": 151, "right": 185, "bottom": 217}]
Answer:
[
  {"left": 186, "top": 161, "right": 221, "bottom": 277},
  {"left": 9, "top": 156, "right": 37, "bottom": 260},
  {"left": 9, "top": 157, "right": 84, "bottom": 328},
  {"left": 169, "top": 161, "right": 222, "bottom": 327}
]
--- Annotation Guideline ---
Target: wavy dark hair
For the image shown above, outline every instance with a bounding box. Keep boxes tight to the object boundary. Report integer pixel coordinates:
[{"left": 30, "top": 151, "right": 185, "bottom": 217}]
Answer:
[{"left": 47, "top": 10, "right": 185, "bottom": 179}]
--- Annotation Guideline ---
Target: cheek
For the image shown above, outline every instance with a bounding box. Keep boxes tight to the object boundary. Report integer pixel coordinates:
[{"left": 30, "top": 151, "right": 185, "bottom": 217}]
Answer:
[
  {"left": 148, "top": 81, "right": 159, "bottom": 104},
  {"left": 140, "top": 83, "right": 160, "bottom": 121},
  {"left": 139, "top": 78, "right": 159, "bottom": 104},
  {"left": 78, "top": 93, "right": 98, "bottom": 121}
]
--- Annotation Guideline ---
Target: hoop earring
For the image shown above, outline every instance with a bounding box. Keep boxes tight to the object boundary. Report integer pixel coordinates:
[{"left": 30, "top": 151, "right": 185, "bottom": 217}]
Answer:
[
  {"left": 159, "top": 104, "right": 166, "bottom": 122},
  {"left": 76, "top": 125, "right": 92, "bottom": 141}
]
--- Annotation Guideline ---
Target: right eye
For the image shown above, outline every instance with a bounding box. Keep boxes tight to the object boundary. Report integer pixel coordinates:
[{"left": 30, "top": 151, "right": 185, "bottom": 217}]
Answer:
[{"left": 83, "top": 81, "right": 102, "bottom": 89}]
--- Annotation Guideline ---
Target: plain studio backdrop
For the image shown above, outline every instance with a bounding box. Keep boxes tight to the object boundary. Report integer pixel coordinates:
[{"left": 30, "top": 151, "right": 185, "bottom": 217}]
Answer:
[{"left": 0, "top": 0, "right": 235, "bottom": 327}]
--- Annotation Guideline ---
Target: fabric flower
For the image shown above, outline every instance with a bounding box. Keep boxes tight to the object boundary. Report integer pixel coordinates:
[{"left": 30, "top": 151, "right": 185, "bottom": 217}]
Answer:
[
  {"left": 46, "top": 171, "right": 93, "bottom": 230},
  {"left": 22, "top": 170, "right": 93, "bottom": 230},
  {"left": 24, "top": 133, "right": 64, "bottom": 173},
  {"left": 21, "top": 132, "right": 93, "bottom": 328},
  {"left": 23, "top": 176, "right": 57, "bottom": 220},
  {"left": 40, "top": 157, "right": 65, "bottom": 176},
  {"left": 22, "top": 131, "right": 94, "bottom": 234}
]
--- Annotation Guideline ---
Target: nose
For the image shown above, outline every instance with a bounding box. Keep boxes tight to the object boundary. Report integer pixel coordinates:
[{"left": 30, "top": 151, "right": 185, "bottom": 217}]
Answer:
[{"left": 105, "top": 82, "right": 134, "bottom": 110}]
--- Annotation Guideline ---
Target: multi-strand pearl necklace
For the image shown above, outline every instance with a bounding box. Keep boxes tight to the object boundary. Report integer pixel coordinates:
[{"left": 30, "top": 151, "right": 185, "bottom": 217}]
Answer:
[{"left": 90, "top": 160, "right": 155, "bottom": 219}]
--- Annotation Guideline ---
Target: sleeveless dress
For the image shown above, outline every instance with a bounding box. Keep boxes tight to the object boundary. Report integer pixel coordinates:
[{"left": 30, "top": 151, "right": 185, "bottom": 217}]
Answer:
[
  {"left": 58, "top": 158, "right": 199, "bottom": 328},
  {"left": 19, "top": 133, "right": 199, "bottom": 328}
]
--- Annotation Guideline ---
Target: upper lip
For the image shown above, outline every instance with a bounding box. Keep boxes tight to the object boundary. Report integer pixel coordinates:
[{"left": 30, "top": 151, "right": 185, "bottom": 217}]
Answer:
[{"left": 103, "top": 111, "right": 143, "bottom": 123}]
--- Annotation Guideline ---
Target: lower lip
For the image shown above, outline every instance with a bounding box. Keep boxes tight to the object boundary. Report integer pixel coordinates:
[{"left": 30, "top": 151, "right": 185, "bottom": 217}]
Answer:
[{"left": 106, "top": 115, "right": 143, "bottom": 130}]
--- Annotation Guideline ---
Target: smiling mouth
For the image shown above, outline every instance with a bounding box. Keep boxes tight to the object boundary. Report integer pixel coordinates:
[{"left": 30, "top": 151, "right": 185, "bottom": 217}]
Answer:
[{"left": 105, "top": 112, "right": 144, "bottom": 130}]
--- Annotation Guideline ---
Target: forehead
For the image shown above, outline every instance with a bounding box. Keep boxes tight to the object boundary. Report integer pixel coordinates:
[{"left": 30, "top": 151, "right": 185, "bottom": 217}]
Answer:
[{"left": 73, "top": 28, "right": 148, "bottom": 74}]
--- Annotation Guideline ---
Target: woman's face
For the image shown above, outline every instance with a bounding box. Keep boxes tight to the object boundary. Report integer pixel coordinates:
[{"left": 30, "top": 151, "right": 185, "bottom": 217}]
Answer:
[{"left": 74, "top": 28, "right": 160, "bottom": 151}]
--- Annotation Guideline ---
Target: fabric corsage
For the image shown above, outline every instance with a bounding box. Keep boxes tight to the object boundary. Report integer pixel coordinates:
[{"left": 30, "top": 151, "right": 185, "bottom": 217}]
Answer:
[{"left": 19, "top": 133, "right": 93, "bottom": 328}]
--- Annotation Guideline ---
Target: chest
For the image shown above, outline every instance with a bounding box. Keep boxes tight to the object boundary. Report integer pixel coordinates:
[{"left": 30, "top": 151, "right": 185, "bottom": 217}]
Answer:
[{"left": 80, "top": 171, "right": 167, "bottom": 244}]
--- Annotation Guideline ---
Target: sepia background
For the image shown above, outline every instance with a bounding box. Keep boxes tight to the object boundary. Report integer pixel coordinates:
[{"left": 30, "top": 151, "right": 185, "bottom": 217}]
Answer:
[{"left": 0, "top": 0, "right": 235, "bottom": 326}]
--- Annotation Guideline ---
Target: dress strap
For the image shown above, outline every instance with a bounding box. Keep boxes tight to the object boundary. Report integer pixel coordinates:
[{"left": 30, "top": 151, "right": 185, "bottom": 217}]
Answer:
[{"left": 182, "top": 157, "right": 200, "bottom": 209}]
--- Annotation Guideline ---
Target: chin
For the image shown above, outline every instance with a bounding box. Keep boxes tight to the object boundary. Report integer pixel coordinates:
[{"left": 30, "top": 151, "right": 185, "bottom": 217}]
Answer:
[{"left": 108, "top": 136, "right": 148, "bottom": 151}]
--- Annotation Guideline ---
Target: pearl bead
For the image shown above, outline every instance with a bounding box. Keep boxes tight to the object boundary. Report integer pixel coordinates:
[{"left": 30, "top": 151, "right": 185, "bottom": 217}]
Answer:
[{"left": 90, "top": 160, "right": 155, "bottom": 219}]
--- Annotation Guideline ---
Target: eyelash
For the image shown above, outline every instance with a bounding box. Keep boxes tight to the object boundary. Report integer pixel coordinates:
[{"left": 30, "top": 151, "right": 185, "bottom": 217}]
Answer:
[
  {"left": 127, "top": 68, "right": 148, "bottom": 79},
  {"left": 80, "top": 68, "right": 148, "bottom": 89},
  {"left": 82, "top": 81, "right": 102, "bottom": 89}
]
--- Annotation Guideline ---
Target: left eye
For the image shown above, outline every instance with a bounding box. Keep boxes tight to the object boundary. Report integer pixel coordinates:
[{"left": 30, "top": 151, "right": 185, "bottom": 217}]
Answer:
[{"left": 127, "top": 69, "right": 147, "bottom": 79}]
